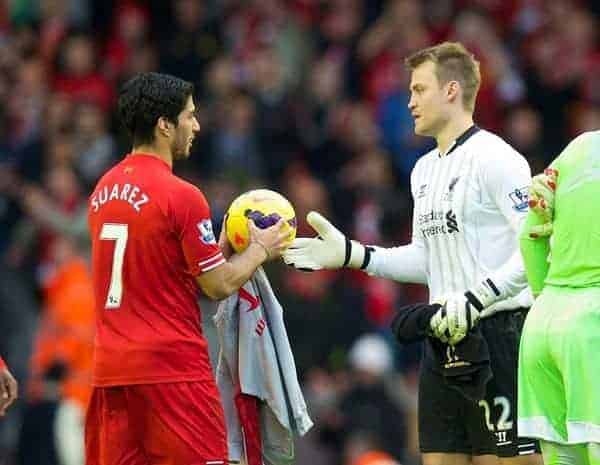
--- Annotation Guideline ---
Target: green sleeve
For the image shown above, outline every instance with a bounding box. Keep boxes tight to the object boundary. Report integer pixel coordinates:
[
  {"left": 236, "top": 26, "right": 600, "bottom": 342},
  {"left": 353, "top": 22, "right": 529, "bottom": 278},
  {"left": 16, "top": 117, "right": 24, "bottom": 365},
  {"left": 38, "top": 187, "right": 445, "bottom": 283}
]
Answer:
[{"left": 519, "top": 211, "right": 551, "bottom": 296}]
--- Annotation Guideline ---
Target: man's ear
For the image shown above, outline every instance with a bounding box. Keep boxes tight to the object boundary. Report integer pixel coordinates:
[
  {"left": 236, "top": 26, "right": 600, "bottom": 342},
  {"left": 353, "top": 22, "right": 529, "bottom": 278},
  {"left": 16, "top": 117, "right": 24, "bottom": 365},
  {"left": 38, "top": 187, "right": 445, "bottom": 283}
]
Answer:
[
  {"left": 157, "top": 116, "right": 172, "bottom": 137},
  {"left": 446, "top": 80, "right": 460, "bottom": 104}
]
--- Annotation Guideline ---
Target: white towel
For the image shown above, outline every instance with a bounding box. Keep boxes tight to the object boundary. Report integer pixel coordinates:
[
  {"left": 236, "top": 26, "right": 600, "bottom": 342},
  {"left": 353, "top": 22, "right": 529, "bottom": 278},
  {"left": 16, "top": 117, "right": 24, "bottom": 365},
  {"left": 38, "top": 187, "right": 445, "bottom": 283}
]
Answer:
[{"left": 214, "top": 267, "right": 313, "bottom": 465}]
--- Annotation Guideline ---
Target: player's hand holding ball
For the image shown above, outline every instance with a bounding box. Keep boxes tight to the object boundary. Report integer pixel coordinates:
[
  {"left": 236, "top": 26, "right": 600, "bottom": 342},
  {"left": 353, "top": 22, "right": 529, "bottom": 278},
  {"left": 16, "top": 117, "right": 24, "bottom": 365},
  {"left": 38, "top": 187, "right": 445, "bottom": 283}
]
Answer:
[
  {"left": 248, "top": 217, "right": 293, "bottom": 261},
  {"left": 224, "top": 189, "right": 297, "bottom": 261}
]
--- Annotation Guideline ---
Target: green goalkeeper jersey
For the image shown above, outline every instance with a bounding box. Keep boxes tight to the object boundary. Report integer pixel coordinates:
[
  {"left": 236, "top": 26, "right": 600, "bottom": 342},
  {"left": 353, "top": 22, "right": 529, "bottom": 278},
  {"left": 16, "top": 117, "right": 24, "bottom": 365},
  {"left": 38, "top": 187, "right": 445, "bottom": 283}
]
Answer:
[{"left": 520, "top": 131, "right": 600, "bottom": 294}]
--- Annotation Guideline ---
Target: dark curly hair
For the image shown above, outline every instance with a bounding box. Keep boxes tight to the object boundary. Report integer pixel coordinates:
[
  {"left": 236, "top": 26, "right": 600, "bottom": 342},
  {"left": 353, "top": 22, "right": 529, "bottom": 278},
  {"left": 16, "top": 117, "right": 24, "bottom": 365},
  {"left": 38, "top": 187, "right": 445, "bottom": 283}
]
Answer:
[{"left": 117, "top": 72, "right": 194, "bottom": 146}]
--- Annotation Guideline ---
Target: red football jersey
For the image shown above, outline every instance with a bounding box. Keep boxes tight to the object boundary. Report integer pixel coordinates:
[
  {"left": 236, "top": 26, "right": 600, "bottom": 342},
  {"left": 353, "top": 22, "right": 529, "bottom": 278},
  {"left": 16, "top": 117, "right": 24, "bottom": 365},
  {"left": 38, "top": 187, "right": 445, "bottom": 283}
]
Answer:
[{"left": 88, "top": 154, "right": 225, "bottom": 386}]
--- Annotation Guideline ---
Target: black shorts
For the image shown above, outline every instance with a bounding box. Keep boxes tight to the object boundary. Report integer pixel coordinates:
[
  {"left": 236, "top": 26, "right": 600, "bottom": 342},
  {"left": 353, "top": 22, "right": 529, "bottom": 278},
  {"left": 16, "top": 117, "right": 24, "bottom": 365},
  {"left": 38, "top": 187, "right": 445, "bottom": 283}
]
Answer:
[{"left": 419, "top": 310, "right": 540, "bottom": 457}]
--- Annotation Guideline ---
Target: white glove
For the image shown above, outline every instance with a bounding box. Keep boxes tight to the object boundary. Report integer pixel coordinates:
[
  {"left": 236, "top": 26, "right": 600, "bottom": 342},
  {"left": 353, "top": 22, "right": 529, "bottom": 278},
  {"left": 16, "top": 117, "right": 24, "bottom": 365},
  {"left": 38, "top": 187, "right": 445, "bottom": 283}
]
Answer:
[
  {"left": 430, "top": 279, "right": 500, "bottom": 344},
  {"left": 528, "top": 168, "right": 558, "bottom": 238},
  {"left": 430, "top": 293, "right": 481, "bottom": 345},
  {"left": 429, "top": 304, "right": 450, "bottom": 344},
  {"left": 282, "top": 211, "right": 368, "bottom": 270}
]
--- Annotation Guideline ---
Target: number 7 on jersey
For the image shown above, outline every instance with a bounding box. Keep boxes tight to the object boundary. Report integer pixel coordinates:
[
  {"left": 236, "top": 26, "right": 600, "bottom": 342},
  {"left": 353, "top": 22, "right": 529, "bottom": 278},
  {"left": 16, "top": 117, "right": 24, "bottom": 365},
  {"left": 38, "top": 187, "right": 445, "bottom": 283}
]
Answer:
[{"left": 100, "top": 223, "right": 128, "bottom": 309}]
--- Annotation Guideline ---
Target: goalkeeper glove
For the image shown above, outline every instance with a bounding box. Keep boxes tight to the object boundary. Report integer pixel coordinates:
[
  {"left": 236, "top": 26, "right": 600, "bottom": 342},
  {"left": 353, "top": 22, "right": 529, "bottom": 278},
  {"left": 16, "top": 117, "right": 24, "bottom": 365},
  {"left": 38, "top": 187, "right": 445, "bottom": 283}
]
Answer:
[
  {"left": 430, "top": 279, "right": 500, "bottom": 345},
  {"left": 282, "top": 211, "right": 373, "bottom": 270},
  {"left": 528, "top": 168, "right": 558, "bottom": 238},
  {"left": 430, "top": 294, "right": 481, "bottom": 345}
]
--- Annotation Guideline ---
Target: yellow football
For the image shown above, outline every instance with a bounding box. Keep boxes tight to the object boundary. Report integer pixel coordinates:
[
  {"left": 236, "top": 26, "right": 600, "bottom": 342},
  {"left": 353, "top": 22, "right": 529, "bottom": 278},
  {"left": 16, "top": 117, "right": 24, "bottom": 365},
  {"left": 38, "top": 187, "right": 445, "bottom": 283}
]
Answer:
[{"left": 225, "top": 189, "right": 297, "bottom": 253}]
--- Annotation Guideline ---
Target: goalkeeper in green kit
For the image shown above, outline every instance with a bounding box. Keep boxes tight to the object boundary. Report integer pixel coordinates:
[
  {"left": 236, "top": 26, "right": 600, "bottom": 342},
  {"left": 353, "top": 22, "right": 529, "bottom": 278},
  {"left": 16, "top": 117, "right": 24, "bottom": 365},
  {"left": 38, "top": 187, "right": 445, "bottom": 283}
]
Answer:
[{"left": 518, "top": 131, "right": 600, "bottom": 465}]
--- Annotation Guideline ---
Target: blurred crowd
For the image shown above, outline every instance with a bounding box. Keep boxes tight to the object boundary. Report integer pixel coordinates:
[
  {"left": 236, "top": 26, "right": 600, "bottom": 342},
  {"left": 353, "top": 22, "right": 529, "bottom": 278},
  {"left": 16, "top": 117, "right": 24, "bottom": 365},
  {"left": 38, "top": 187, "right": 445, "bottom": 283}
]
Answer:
[{"left": 0, "top": 0, "right": 598, "bottom": 464}]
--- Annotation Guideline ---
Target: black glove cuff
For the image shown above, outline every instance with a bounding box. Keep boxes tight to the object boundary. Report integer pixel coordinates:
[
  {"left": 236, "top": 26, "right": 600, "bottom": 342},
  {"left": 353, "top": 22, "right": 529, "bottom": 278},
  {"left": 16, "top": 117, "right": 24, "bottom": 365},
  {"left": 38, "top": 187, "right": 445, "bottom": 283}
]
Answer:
[
  {"left": 342, "top": 238, "right": 352, "bottom": 267},
  {"left": 464, "top": 291, "right": 484, "bottom": 312},
  {"left": 360, "top": 246, "right": 375, "bottom": 270},
  {"left": 466, "top": 301, "right": 473, "bottom": 329}
]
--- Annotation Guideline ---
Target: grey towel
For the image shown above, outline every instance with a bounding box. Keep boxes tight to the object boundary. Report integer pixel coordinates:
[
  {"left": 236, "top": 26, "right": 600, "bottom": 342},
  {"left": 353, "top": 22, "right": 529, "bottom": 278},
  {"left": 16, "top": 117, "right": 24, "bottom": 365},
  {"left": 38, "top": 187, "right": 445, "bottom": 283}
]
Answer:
[{"left": 214, "top": 267, "right": 313, "bottom": 464}]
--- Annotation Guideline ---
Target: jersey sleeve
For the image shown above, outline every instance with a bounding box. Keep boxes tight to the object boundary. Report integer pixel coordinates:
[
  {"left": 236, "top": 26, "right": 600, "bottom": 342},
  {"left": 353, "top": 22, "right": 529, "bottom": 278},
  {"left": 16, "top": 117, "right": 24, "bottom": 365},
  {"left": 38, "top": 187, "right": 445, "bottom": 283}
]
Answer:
[
  {"left": 170, "top": 184, "right": 225, "bottom": 276},
  {"left": 480, "top": 145, "right": 532, "bottom": 300},
  {"left": 481, "top": 145, "right": 532, "bottom": 232}
]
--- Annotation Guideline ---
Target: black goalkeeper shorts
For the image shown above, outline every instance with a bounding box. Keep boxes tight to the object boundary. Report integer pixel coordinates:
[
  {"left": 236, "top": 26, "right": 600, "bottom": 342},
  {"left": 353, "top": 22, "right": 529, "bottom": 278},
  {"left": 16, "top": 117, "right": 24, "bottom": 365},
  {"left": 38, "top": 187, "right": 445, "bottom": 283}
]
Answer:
[{"left": 419, "top": 310, "right": 540, "bottom": 457}]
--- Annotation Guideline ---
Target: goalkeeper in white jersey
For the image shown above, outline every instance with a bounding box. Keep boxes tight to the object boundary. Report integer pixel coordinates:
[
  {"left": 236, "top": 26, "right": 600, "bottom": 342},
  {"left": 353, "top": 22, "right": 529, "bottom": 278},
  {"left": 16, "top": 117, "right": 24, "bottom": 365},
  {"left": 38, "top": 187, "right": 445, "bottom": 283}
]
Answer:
[{"left": 284, "top": 42, "right": 542, "bottom": 465}]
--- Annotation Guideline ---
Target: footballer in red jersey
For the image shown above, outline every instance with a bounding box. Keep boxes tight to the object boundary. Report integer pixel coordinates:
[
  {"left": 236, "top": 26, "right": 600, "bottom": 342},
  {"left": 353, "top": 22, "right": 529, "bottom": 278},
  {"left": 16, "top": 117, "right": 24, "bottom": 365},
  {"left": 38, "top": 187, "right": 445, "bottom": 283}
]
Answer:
[{"left": 86, "top": 72, "right": 291, "bottom": 465}]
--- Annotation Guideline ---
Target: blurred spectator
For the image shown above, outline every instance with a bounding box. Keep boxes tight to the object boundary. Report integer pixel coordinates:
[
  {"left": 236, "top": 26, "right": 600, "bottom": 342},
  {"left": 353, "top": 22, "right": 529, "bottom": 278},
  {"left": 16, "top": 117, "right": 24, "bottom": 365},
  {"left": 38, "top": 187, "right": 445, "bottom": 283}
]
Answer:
[
  {"left": 297, "top": 56, "right": 352, "bottom": 181},
  {"left": 29, "top": 236, "right": 94, "bottom": 410},
  {"left": 343, "top": 431, "right": 403, "bottom": 465},
  {"left": 376, "top": 78, "right": 434, "bottom": 184},
  {"left": 8, "top": 164, "right": 88, "bottom": 276},
  {"left": 249, "top": 46, "right": 302, "bottom": 182},
  {"left": 6, "top": 56, "right": 47, "bottom": 149},
  {"left": 453, "top": 7, "right": 525, "bottom": 131},
  {"left": 504, "top": 104, "right": 546, "bottom": 172},
  {"left": 54, "top": 32, "right": 114, "bottom": 111},
  {"left": 159, "top": 0, "right": 222, "bottom": 88},
  {"left": 224, "top": 0, "right": 313, "bottom": 89},
  {"left": 205, "top": 92, "right": 265, "bottom": 181},
  {"left": 103, "top": 2, "right": 150, "bottom": 82},
  {"left": 571, "top": 102, "right": 600, "bottom": 135},
  {"left": 358, "top": 0, "right": 430, "bottom": 103},
  {"left": 71, "top": 101, "right": 117, "bottom": 190},
  {"left": 337, "top": 334, "right": 408, "bottom": 461},
  {"left": 522, "top": 0, "right": 596, "bottom": 156}
]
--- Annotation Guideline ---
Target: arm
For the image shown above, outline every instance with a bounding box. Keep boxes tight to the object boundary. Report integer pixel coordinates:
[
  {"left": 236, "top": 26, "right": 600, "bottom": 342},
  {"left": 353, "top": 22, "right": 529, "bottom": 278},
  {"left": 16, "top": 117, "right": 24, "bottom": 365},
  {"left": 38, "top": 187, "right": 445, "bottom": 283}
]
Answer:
[
  {"left": 197, "top": 242, "right": 268, "bottom": 300},
  {"left": 282, "top": 211, "right": 428, "bottom": 283},
  {"left": 29, "top": 204, "right": 89, "bottom": 242},
  {"left": 22, "top": 187, "right": 88, "bottom": 242},
  {"left": 364, "top": 243, "right": 428, "bottom": 284},
  {"left": 174, "top": 185, "right": 290, "bottom": 301},
  {"left": 486, "top": 249, "right": 528, "bottom": 302},
  {"left": 0, "top": 356, "right": 18, "bottom": 417},
  {"left": 479, "top": 147, "right": 533, "bottom": 302},
  {"left": 519, "top": 211, "right": 551, "bottom": 296},
  {"left": 283, "top": 169, "right": 429, "bottom": 283},
  {"left": 197, "top": 220, "right": 289, "bottom": 300},
  {"left": 518, "top": 151, "right": 565, "bottom": 296},
  {"left": 391, "top": 303, "right": 440, "bottom": 343},
  {"left": 438, "top": 148, "right": 533, "bottom": 337},
  {"left": 392, "top": 300, "right": 480, "bottom": 346}
]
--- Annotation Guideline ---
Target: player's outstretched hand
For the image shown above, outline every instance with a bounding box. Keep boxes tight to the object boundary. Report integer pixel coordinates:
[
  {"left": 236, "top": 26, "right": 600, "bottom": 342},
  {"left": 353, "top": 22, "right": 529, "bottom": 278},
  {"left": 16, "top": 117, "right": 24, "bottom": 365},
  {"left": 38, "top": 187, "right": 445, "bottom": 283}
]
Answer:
[
  {"left": 249, "top": 218, "right": 292, "bottom": 261},
  {"left": 282, "top": 212, "right": 346, "bottom": 271},
  {"left": 282, "top": 211, "right": 368, "bottom": 271},
  {"left": 0, "top": 367, "right": 18, "bottom": 417},
  {"left": 430, "top": 293, "right": 480, "bottom": 346},
  {"left": 528, "top": 168, "right": 558, "bottom": 238}
]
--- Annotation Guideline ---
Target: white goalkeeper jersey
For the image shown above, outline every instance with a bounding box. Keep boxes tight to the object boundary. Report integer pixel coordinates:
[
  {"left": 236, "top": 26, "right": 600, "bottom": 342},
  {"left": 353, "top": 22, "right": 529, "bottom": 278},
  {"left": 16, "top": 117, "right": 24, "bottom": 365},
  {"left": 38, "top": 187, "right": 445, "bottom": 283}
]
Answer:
[{"left": 366, "top": 126, "right": 533, "bottom": 312}]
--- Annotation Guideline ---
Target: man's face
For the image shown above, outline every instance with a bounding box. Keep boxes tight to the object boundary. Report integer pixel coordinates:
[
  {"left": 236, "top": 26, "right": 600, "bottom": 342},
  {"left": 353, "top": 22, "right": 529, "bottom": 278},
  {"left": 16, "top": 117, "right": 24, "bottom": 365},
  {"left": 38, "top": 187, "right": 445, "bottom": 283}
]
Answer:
[
  {"left": 172, "top": 95, "right": 200, "bottom": 160},
  {"left": 408, "top": 61, "right": 450, "bottom": 137}
]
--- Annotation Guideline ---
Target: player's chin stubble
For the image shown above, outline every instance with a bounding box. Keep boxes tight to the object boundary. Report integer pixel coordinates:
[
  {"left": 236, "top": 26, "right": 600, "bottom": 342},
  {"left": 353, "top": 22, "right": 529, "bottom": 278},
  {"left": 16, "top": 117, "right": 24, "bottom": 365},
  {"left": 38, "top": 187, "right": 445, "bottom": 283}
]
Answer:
[{"left": 172, "top": 140, "right": 190, "bottom": 160}]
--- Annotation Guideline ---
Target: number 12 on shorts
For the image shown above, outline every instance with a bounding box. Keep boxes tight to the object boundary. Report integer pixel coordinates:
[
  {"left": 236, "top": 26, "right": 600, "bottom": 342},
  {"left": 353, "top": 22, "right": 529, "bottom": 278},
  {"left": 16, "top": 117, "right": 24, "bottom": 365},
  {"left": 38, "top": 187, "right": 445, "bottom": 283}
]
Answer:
[{"left": 100, "top": 223, "right": 129, "bottom": 309}]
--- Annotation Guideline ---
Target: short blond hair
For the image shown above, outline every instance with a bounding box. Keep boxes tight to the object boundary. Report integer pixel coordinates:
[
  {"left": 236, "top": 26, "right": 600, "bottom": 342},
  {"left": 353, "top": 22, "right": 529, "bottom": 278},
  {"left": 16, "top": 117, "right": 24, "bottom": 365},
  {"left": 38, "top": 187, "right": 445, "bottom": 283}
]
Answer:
[{"left": 405, "top": 42, "right": 481, "bottom": 112}]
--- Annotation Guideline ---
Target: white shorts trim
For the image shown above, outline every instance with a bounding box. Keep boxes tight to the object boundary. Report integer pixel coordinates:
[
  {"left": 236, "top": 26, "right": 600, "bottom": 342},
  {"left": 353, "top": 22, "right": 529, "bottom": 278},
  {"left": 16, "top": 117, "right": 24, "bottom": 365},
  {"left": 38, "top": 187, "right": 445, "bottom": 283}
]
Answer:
[{"left": 519, "top": 417, "right": 600, "bottom": 444}]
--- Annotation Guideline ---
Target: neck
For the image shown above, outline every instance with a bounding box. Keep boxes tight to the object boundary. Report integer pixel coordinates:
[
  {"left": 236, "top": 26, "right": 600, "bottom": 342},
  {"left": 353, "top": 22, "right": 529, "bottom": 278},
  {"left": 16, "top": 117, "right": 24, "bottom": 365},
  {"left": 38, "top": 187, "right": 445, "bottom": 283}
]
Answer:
[
  {"left": 130, "top": 143, "right": 173, "bottom": 168},
  {"left": 436, "top": 113, "right": 474, "bottom": 155}
]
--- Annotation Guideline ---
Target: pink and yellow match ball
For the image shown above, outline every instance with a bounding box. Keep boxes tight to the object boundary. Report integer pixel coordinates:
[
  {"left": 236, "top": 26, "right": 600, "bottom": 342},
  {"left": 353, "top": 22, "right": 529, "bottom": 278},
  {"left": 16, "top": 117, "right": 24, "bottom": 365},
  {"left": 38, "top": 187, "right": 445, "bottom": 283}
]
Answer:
[{"left": 225, "top": 189, "right": 297, "bottom": 253}]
